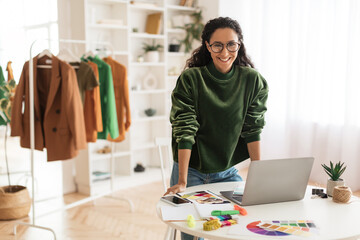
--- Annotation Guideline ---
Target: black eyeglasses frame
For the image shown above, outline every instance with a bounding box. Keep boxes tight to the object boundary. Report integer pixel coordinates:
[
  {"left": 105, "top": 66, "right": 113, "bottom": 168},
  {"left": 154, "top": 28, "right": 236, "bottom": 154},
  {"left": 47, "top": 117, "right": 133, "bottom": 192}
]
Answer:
[{"left": 208, "top": 42, "right": 241, "bottom": 53}]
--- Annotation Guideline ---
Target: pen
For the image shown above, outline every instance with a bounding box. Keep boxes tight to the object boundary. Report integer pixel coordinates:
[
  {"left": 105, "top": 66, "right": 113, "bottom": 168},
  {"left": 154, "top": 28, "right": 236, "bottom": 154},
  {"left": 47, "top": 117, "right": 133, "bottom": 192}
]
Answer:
[{"left": 211, "top": 210, "right": 239, "bottom": 216}]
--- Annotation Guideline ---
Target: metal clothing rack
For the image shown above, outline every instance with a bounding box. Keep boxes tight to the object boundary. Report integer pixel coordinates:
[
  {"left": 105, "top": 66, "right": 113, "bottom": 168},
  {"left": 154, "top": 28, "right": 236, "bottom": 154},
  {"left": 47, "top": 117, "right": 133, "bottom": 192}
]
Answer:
[{"left": 13, "top": 38, "right": 134, "bottom": 240}]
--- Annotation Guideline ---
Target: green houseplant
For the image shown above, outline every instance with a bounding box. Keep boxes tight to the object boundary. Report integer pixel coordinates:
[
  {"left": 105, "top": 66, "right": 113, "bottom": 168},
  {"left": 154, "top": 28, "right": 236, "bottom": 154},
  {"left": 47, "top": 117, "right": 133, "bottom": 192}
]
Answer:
[
  {"left": 142, "top": 40, "right": 163, "bottom": 62},
  {"left": 321, "top": 161, "right": 346, "bottom": 197},
  {"left": 0, "top": 77, "right": 31, "bottom": 220},
  {"left": 179, "top": 10, "right": 204, "bottom": 53}
]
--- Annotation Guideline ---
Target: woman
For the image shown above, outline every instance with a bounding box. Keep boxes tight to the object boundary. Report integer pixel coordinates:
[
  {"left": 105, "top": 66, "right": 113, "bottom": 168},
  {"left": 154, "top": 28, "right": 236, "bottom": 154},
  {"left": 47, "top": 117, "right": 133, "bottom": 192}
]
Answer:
[{"left": 165, "top": 17, "right": 268, "bottom": 238}]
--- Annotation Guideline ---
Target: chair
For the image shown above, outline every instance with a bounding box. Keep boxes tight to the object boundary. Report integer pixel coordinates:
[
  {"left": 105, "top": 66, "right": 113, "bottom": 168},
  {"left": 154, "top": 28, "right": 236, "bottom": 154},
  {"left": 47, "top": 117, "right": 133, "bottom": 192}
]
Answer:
[
  {"left": 155, "top": 137, "right": 177, "bottom": 240},
  {"left": 155, "top": 137, "right": 173, "bottom": 192}
]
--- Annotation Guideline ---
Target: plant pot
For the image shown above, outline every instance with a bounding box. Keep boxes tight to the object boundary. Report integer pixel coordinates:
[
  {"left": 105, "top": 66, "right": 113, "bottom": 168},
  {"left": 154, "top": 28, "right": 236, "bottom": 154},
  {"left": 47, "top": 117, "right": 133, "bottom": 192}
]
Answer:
[
  {"left": 326, "top": 179, "right": 345, "bottom": 197},
  {"left": 144, "top": 108, "right": 156, "bottom": 117},
  {"left": 168, "top": 44, "right": 180, "bottom": 52},
  {"left": 0, "top": 185, "right": 31, "bottom": 220},
  {"left": 145, "top": 51, "right": 160, "bottom": 62}
]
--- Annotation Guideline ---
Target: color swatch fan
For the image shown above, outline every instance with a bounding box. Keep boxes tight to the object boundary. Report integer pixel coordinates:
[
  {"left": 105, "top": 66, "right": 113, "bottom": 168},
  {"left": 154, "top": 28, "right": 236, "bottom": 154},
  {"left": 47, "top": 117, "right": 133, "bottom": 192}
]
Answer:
[{"left": 247, "top": 220, "right": 319, "bottom": 237}]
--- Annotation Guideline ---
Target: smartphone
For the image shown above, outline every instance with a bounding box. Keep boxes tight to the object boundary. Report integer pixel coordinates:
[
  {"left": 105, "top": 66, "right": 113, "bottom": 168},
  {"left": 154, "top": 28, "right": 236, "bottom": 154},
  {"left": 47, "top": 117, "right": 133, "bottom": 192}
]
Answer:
[{"left": 160, "top": 195, "right": 191, "bottom": 207}]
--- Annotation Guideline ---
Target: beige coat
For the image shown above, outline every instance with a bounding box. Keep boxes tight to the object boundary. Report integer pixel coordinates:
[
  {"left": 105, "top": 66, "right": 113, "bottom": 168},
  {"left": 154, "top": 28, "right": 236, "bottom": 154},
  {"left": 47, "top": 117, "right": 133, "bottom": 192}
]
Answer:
[{"left": 11, "top": 56, "right": 87, "bottom": 161}]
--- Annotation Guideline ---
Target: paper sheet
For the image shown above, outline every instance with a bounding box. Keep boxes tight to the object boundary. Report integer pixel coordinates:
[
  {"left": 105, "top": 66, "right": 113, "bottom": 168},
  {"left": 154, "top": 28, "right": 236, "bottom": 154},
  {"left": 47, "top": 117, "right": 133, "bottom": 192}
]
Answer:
[{"left": 161, "top": 204, "right": 200, "bottom": 221}]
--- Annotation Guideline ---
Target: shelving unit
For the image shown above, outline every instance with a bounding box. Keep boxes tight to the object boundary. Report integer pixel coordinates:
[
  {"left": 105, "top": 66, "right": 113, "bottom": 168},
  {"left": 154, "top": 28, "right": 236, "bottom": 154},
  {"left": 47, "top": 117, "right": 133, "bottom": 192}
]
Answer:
[{"left": 65, "top": 0, "right": 202, "bottom": 195}]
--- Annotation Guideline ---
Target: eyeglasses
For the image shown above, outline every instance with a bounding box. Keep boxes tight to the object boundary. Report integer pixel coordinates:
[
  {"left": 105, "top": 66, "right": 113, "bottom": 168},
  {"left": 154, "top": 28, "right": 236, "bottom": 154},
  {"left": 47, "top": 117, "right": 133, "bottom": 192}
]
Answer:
[{"left": 209, "top": 41, "right": 241, "bottom": 53}]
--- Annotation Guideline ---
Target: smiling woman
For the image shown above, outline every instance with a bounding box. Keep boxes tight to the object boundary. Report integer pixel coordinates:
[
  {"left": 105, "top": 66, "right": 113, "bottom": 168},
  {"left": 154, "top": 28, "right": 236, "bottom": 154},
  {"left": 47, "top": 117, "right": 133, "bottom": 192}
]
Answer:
[{"left": 167, "top": 16, "right": 268, "bottom": 240}]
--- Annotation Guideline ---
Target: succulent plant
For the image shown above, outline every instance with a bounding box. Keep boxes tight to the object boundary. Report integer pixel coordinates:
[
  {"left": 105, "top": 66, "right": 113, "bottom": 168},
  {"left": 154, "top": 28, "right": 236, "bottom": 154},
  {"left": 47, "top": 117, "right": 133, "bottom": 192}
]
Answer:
[{"left": 321, "top": 161, "right": 346, "bottom": 181}]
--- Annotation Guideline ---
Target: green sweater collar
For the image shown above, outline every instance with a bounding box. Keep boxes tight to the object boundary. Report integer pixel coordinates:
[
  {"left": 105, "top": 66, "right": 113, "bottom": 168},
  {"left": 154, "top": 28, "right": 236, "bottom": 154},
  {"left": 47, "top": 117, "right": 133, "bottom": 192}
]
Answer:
[{"left": 206, "top": 61, "right": 235, "bottom": 80}]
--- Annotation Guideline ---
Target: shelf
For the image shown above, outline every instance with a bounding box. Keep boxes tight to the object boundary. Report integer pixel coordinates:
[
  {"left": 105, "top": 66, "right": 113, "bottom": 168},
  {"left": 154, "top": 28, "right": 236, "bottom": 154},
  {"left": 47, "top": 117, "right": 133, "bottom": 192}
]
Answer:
[
  {"left": 166, "top": 28, "right": 185, "bottom": 34},
  {"left": 132, "top": 115, "right": 168, "bottom": 123},
  {"left": 129, "top": 4, "right": 164, "bottom": 12},
  {"left": 167, "top": 4, "right": 197, "bottom": 11},
  {"left": 88, "top": 24, "right": 128, "bottom": 30},
  {"left": 167, "top": 51, "right": 187, "bottom": 57},
  {"left": 88, "top": 0, "right": 128, "bottom": 4},
  {"left": 131, "top": 89, "right": 167, "bottom": 94},
  {"left": 130, "top": 62, "right": 165, "bottom": 67},
  {"left": 91, "top": 151, "right": 131, "bottom": 161},
  {"left": 130, "top": 32, "right": 165, "bottom": 39}
]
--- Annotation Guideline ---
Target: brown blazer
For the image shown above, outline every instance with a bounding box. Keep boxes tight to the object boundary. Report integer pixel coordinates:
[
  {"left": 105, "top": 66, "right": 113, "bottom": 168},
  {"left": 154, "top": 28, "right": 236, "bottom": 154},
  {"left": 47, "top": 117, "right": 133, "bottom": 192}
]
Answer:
[
  {"left": 103, "top": 57, "right": 131, "bottom": 142},
  {"left": 84, "top": 61, "right": 103, "bottom": 142},
  {"left": 11, "top": 56, "right": 87, "bottom": 161}
]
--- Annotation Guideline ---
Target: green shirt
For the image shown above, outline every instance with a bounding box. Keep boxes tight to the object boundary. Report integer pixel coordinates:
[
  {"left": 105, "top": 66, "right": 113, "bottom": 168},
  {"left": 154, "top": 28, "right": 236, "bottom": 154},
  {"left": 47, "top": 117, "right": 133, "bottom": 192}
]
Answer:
[
  {"left": 88, "top": 56, "right": 119, "bottom": 139},
  {"left": 71, "top": 61, "right": 98, "bottom": 104},
  {"left": 170, "top": 62, "right": 269, "bottom": 173}
]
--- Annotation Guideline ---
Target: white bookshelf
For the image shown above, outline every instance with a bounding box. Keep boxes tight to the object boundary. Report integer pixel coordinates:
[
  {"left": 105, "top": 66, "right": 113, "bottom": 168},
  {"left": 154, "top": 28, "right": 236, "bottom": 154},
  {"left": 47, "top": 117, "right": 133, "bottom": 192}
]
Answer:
[{"left": 65, "top": 0, "right": 204, "bottom": 196}]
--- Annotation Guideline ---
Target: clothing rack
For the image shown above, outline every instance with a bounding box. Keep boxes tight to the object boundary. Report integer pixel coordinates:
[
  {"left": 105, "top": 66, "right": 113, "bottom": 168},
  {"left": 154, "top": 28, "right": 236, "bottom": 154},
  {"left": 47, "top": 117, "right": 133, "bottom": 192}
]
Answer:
[{"left": 13, "top": 39, "right": 134, "bottom": 240}]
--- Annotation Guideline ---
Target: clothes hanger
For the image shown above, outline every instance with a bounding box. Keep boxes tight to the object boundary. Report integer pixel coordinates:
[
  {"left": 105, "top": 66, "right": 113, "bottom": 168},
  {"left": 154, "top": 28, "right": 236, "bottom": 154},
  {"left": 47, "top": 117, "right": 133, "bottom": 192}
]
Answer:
[
  {"left": 37, "top": 49, "right": 53, "bottom": 68},
  {"left": 38, "top": 49, "right": 53, "bottom": 58},
  {"left": 57, "top": 48, "right": 79, "bottom": 62},
  {"left": 83, "top": 50, "right": 95, "bottom": 59},
  {"left": 57, "top": 48, "right": 80, "bottom": 69}
]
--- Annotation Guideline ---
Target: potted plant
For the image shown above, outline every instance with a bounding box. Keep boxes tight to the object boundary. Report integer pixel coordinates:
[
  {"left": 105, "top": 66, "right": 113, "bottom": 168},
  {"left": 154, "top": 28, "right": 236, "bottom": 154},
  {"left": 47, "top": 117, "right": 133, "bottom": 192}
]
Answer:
[
  {"left": 0, "top": 78, "right": 31, "bottom": 220},
  {"left": 321, "top": 161, "right": 346, "bottom": 197},
  {"left": 178, "top": 10, "right": 204, "bottom": 53},
  {"left": 142, "top": 40, "right": 163, "bottom": 62},
  {"left": 168, "top": 38, "right": 181, "bottom": 52}
]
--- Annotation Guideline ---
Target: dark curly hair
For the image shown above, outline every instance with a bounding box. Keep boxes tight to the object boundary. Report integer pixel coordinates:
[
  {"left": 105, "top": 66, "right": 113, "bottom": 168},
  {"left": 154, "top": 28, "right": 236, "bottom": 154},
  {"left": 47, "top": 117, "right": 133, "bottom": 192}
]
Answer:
[{"left": 185, "top": 17, "right": 254, "bottom": 69}]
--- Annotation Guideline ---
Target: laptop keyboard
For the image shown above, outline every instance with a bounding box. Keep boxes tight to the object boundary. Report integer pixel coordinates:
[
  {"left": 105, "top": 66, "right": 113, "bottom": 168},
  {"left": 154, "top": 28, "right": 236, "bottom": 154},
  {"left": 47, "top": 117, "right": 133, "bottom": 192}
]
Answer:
[{"left": 232, "top": 194, "right": 243, "bottom": 201}]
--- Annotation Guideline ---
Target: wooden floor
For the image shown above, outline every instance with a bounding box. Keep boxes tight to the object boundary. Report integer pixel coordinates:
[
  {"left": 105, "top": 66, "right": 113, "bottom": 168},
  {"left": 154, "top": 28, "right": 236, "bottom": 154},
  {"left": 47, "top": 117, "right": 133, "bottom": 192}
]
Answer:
[
  {"left": 0, "top": 180, "right": 168, "bottom": 240},
  {"left": 0, "top": 169, "right": 359, "bottom": 240}
]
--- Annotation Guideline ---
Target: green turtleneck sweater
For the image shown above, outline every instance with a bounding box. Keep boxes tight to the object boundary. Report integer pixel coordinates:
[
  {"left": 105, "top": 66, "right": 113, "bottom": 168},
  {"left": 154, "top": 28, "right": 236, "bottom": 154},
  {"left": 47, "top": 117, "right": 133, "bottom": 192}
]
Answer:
[{"left": 170, "top": 62, "right": 268, "bottom": 173}]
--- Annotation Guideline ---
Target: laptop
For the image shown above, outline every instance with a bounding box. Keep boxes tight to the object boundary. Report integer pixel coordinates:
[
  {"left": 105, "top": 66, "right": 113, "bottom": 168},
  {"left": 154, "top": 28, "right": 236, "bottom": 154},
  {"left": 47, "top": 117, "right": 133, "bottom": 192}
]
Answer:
[{"left": 220, "top": 157, "right": 314, "bottom": 206}]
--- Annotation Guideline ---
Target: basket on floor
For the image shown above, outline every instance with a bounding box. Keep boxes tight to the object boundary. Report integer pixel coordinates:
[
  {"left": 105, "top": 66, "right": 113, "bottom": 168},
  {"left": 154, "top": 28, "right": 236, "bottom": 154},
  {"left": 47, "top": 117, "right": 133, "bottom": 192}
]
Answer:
[{"left": 0, "top": 185, "right": 31, "bottom": 220}]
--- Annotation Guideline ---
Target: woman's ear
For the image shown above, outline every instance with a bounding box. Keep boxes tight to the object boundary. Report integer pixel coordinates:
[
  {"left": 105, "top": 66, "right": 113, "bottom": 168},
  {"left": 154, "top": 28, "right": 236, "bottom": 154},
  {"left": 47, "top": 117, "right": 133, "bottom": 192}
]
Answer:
[{"left": 205, "top": 41, "right": 211, "bottom": 52}]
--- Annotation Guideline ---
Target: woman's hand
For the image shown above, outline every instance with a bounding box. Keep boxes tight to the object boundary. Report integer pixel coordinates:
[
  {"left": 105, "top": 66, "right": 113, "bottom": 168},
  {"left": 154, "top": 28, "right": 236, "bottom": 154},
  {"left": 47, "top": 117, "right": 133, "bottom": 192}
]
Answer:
[{"left": 163, "top": 183, "right": 186, "bottom": 196}]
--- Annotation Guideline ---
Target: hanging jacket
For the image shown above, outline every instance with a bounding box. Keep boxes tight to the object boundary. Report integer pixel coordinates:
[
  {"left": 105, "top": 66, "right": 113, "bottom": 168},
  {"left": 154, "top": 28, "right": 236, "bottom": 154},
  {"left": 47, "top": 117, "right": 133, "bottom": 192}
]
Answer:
[
  {"left": 103, "top": 56, "right": 131, "bottom": 142},
  {"left": 87, "top": 55, "right": 119, "bottom": 140},
  {"left": 10, "top": 55, "right": 87, "bottom": 161},
  {"left": 84, "top": 61, "right": 103, "bottom": 142}
]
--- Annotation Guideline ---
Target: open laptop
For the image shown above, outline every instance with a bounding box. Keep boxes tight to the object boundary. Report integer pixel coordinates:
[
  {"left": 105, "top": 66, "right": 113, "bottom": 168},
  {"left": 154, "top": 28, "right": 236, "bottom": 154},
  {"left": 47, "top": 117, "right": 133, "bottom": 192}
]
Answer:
[{"left": 220, "top": 157, "right": 314, "bottom": 206}]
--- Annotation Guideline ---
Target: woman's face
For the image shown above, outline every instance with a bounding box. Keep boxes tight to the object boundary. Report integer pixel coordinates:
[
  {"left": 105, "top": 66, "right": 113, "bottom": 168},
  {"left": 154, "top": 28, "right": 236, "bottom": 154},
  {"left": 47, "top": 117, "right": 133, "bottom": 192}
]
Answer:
[{"left": 206, "top": 28, "right": 239, "bottom": 74}]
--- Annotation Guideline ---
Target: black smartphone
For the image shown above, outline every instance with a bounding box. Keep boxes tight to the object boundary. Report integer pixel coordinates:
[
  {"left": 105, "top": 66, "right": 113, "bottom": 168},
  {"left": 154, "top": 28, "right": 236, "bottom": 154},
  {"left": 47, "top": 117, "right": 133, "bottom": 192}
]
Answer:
[{"left": 160, "top": 195, "right": 191, "bottom": 207}]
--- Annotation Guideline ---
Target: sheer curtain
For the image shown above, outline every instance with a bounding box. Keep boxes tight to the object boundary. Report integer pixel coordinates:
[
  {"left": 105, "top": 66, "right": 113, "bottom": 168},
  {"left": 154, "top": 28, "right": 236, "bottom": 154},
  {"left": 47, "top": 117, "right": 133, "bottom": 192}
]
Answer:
[{"left": 221, "top": 0, "right": 360, "bottom": 191}]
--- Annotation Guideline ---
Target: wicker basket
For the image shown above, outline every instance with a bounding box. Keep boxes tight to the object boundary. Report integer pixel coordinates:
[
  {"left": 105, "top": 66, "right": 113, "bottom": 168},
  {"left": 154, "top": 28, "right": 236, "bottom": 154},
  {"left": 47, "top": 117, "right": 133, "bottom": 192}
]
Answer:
[{"left": 0, "top": 185, "right": 31, "bottom": 220}]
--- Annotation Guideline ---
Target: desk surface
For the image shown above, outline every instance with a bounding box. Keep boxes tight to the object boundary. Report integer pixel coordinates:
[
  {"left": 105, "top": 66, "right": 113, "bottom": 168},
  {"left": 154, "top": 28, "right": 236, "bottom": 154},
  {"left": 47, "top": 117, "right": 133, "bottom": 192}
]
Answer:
[{"left": 157, "top": 182, "right": 360, "bottom": 240}]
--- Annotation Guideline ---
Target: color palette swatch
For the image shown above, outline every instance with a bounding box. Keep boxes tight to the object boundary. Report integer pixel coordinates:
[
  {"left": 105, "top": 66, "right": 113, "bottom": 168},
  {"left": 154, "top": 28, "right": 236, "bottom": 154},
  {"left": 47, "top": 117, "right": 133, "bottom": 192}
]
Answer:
[
  {"left": 179, "top": 191, "right": 229, "bottom": 204},
  {"left": 247, "top": 220, "right": 318, "bottom": 237}
]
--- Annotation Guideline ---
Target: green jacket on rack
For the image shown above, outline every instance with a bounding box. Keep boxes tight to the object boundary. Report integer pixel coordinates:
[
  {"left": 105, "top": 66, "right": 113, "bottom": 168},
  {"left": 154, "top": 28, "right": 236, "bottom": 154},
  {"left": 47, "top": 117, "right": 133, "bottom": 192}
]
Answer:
[{"left": 86, "top": 56, "right": 119, "bottom": 140}]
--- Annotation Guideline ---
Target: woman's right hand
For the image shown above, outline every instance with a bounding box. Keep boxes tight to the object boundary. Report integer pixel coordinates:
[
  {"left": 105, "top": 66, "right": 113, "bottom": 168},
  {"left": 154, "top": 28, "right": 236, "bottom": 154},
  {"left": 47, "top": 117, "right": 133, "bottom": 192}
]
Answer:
[{"left": 163, "top": 183, "right": 186, "bottom": 196}]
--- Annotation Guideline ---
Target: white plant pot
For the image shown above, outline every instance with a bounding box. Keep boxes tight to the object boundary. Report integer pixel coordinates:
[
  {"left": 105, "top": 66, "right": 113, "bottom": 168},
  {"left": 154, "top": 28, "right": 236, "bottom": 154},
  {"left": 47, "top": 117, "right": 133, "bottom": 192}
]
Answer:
[
  {"left": 326, "top": 179, "right": 344, "bottom": 197},
  {"left": 145, "top": 51, "right": 160, "bottom": 62}
]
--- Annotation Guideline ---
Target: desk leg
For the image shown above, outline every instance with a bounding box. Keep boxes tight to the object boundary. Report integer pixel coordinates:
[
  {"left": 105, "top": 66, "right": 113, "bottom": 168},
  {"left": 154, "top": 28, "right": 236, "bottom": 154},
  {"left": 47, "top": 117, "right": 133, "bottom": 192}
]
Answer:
[
  {"left": 164, "top": 226, "right": 177, "bottom": 240},
  {"left": 173, "top": 229, "right": 177, "bottom": 240}
]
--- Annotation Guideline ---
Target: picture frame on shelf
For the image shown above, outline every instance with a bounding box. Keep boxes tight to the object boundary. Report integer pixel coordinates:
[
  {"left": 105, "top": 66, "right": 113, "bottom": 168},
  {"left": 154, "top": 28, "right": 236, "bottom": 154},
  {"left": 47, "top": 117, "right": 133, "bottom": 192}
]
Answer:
[{"left": 145, "top": 13, "right": 162, "bottom": 34}]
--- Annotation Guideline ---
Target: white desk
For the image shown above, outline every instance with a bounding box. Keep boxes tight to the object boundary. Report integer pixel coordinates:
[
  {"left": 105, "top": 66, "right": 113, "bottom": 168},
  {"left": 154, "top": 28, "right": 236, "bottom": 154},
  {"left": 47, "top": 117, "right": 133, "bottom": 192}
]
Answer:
[{"left": 156, "top": 182, "right": 360, "bottom": 240}]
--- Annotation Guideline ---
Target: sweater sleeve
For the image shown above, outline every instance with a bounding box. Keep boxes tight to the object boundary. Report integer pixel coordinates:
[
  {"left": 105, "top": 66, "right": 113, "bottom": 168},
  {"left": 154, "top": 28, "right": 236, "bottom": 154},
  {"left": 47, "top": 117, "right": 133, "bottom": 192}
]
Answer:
[
  {"left": 170, "top": 73, "right": 200, "bottom": 150},
  {"left": 241, "top": 73, "right": 269, "bottom": 143}
]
